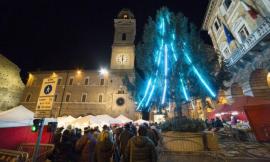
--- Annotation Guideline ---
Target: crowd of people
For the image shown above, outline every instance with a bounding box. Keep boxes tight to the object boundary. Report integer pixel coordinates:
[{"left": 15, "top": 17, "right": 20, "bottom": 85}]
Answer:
[
  {"left": 49, "top": 122, "right": 160, "bottom": 162},
  {"left": 204, "top": 117, "right": 224, "bottom": 131}
]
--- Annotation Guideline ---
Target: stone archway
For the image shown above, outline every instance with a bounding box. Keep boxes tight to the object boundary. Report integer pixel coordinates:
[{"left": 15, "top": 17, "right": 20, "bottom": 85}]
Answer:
[
  {"left": 250, "top": 69, "right": 270, "bottom": 100},
  {"left": 231, "top": 83, "right": 244, "bottom": 99}
]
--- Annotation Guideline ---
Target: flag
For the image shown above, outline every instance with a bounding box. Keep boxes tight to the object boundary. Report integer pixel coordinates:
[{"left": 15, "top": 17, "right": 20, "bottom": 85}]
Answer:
[
  {"left": 241, "top": 0, "right": 259, "bottom": 19},
  {"left": 223, "top": 23, "right": 234, "bottom": 44}
]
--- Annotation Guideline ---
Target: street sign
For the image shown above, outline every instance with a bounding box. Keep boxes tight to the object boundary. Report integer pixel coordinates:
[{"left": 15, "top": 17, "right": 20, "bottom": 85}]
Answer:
[{"left": 35, "top": 77, "right": 58, "bottom": 118}]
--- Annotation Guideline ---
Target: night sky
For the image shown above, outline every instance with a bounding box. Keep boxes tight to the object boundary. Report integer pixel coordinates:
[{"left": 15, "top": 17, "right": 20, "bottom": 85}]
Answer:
[{"left": 0, "top": 0, "right": 210, "bottom": 81}]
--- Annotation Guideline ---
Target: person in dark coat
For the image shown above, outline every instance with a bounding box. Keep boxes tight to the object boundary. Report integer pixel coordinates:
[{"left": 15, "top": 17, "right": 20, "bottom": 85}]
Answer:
[
  {"left": 76, "top": 127, "right": 97, "bottom": 162},
  {"left": 54, "top": 129, "right": 73, "bottom": 162},
  {"left": 144, "top": 123, "right": 157, "bottom": 146},
  {"left": 124, "top": 125, "right": 157, "bottom": 162},
  {"left": 119, "top": 123, "right": 134, "bottom": 156},
  {"left": 94, "top": 125, "right": 113, "bottom": 162}
]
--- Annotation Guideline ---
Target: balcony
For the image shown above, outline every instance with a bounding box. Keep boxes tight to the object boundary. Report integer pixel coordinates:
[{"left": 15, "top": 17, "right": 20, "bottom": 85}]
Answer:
[{"left": 225, "top": 17, "right": 270, "bottom": 67}]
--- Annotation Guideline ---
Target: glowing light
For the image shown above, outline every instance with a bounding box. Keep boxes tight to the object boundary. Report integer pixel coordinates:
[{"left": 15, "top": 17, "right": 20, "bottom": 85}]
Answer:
[
  {"left": 99, "top": 68, "right": 108, "bottom": 75},
  {"left": 172, "top": 33, "right": 175, "bottom": 40},
  {"left": 185, "top": 54, "right": 192, "bottom": 64},
  {"left": 76, "top": 70, "right": 82, "bottom": 75},
  {"left": 164, "top": 44, "right": 168, "bottom": 77},
  {"left": 232, "top": 111, "right": 239, "bottom": 115},
  {"left": 170, "top": 43, "right": 177, "bottom": 61},
  {"left": 145, "top": 84, "right": 155, "bottom": 107},
  {"left": 162, "top": 79, "right": 167, "bottom": 104},
  {"left": 137, "top": 79, "right": 152, "bottom": 110},
  {"left": 180, "top": 79, "right": 189, "bottom": 101},
  {"left": 192, "top": 66, "right": 216, "bottom": 97}
]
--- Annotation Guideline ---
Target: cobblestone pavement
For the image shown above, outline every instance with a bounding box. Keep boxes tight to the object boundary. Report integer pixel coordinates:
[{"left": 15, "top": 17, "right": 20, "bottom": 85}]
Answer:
[{"left": 158, "top": 139, "right": 270, "bottom": 162}]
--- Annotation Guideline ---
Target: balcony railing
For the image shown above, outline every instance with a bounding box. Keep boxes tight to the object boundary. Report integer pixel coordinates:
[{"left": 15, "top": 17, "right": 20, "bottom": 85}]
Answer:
[{"left": 226, "top": 17, "right": 270, "bottom": 67}]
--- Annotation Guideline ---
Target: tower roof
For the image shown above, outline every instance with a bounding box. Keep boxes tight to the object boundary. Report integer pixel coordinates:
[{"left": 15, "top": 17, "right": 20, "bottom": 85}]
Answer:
[{"left": 117, "top": 9, "right": 134, "bottom": 19}]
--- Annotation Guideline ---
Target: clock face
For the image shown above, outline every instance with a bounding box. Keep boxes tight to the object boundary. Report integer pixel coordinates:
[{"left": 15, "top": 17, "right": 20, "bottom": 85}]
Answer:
[{"left": 116, "top": 54, "right": 129, "bottom": 65}]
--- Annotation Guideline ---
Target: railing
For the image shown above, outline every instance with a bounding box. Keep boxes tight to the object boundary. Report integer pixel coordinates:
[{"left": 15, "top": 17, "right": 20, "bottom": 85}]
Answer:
[{"left": 226, "top": 17, "right": 270, "bottom": 67}]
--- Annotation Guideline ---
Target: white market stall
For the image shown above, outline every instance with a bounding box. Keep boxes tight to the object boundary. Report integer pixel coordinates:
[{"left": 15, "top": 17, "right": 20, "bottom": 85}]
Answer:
[
  {"left": 115, "top": 115, "right": 133, "bottom": 124},
  {"left": 134, "top": 119, "right": 149, "bottom": 125}
]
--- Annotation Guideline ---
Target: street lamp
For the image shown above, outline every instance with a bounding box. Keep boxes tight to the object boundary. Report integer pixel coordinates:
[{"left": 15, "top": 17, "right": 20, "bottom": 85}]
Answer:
[{"left": 99, "top": 68, "right": 109, "bottom": 75}]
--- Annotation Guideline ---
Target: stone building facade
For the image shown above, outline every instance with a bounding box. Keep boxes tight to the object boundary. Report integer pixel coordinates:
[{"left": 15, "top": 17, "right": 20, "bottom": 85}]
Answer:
[
  {"left": 202, "top": 0, "right": 270, "bottom": 102},
  {"left": 0, "top": 54, "right": 25, "bottom": 111},
  {"left": 20, "top": 9, "right": 138, "bottom": 119}
]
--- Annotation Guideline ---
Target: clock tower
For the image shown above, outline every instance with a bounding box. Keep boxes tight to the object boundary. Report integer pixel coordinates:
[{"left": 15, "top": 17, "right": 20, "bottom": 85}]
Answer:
[{"left": 110, "top": 9, "right": 136, "bottom": 70}]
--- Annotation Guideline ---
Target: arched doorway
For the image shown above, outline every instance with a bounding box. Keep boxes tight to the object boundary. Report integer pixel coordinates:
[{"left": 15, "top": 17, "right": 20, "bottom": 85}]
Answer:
[
  {"left": 250, "top": 69, "right": 270, "bottom": 100},
  {"left": 231, "top": 83, "right": 244, "bottom": 99}
]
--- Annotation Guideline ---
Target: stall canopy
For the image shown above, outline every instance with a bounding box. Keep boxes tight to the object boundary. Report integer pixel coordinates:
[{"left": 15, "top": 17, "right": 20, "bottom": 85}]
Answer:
[
  {"left": 0, "top": 105, "right": 34, "bottom": 128},
  {"left": 57, "top": 115, "right": 76, "bottom": 128},
  {"left": 134, "top": 119, "right": 149, "bottom": 125},
  {"left": 70, "top": 115, "right": 102, "bottom": 129},
  {"left": 115, "top": 115, "right": 133, "bottom": 124},
  {"left": 96, "top": 114, "right": 120, "bottom": 125}
]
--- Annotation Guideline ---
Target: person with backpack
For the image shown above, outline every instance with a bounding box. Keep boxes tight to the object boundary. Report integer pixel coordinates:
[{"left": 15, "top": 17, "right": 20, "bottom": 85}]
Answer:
[{"left": 94, "top": 125, "right": 114, "bottom": 162}]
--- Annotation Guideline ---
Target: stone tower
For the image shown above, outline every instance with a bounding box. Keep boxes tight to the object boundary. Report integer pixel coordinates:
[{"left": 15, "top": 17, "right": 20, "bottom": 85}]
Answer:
[{"left": 110, "top": 9, "right": 136, "bottom": 70}]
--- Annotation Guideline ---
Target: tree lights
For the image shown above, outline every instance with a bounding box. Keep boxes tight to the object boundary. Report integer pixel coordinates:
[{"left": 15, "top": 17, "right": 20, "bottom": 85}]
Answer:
[{"left": 133, "top": 7, "right": 218, "bottom": 112}]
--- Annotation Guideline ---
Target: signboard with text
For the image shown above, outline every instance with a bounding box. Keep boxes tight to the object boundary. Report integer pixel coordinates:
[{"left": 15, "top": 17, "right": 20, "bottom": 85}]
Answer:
[{"left": 35, "top": 77, "right": 58, "bottom": 118}]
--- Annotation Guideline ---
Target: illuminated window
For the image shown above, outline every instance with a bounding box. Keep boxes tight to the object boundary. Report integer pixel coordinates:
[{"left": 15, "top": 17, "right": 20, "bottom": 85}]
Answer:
[
  {"left": 68, "top": 77, "right": 74, "bottom": 85},
  {"left": 84, "top": 78, "right": 89, "bottom": 85},
  {"left": 25, "top": 94, "right": 31, "bottom": 102},
  {"left": 100, "top": 79, "right": 104, "bottom": 86},
  {"left": 65, "top": 94, "right": 71, "bottom": 102},
  {"left": 122, "top": 33, "right": 126, "bottom": 41},
  {"left": 81, "top": 93, "right": 87, "bottom": 102},
  {"left": 57, "top": 78, "right": 62, "bottom": 85},
  {"left": 98, "top": 95, "right": 103, "bottom": 103},
  {"left": 124, "top": 14, "right": 128, "bottom": 19}
]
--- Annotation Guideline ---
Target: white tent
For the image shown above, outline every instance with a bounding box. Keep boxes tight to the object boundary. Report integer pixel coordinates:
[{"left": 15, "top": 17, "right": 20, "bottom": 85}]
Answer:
[
  {"left": 96, "top": 114, "right": 120, "bottom": 125},
  {"left": 70, "top": 115, "right": 102, "bottom": 130},
  {"left": 57, "top": 115, "right": 76, "bottom": 128},
  {"left": 133, "top": 119, "right": 149, "bottom": 125},
  {"left": 0, "top": 105, "right": 34, "bottom": 128},
  {"left": 115, "top": 115, "right": 133, "bottom": 124}
]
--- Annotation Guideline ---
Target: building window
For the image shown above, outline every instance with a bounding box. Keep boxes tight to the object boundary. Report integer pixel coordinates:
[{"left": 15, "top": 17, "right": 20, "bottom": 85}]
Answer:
[
  {"left": 122, "top": 33, "right": 126, "bottom": 41},
  {"left": 81, "top": 93, "right": 87, "bottom": 102},
  {"left": 238, "top": 25, "right": 250, "bottom": 43},
  {"left": 65, "top": 94, "right": 71, "bottom": 102},
  {"left": 54, "top": 94, "right": 58, "bottom": 102},
  {"left": 223, "top": 0, "right": 232, "bottom": 10},
  {"left": 98, "top": 95, "right": 103, "bottom": 103},
  {"left": 213, "top": 18, "right": 221, "bottom": 31},
  {"left": 124, "top": 14, "right": 128, "bottom": 19},
  {"left": 68, "top": 77, "right": 74, "bottom": 85},
  {"left": 25, "top": 94, "right": 31, "bottom": 102},
  {"left": 84, "top": 78, "right": 89, "bottom": 85},
  {"left": 57, "top": 78, "right": 62, "bottom": 85},
  {"left": 100, "top": 79, "right": 104, "bottom": 86},
  {"left": 223, "top": 47, "right": 231, "bottom": 59}
]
